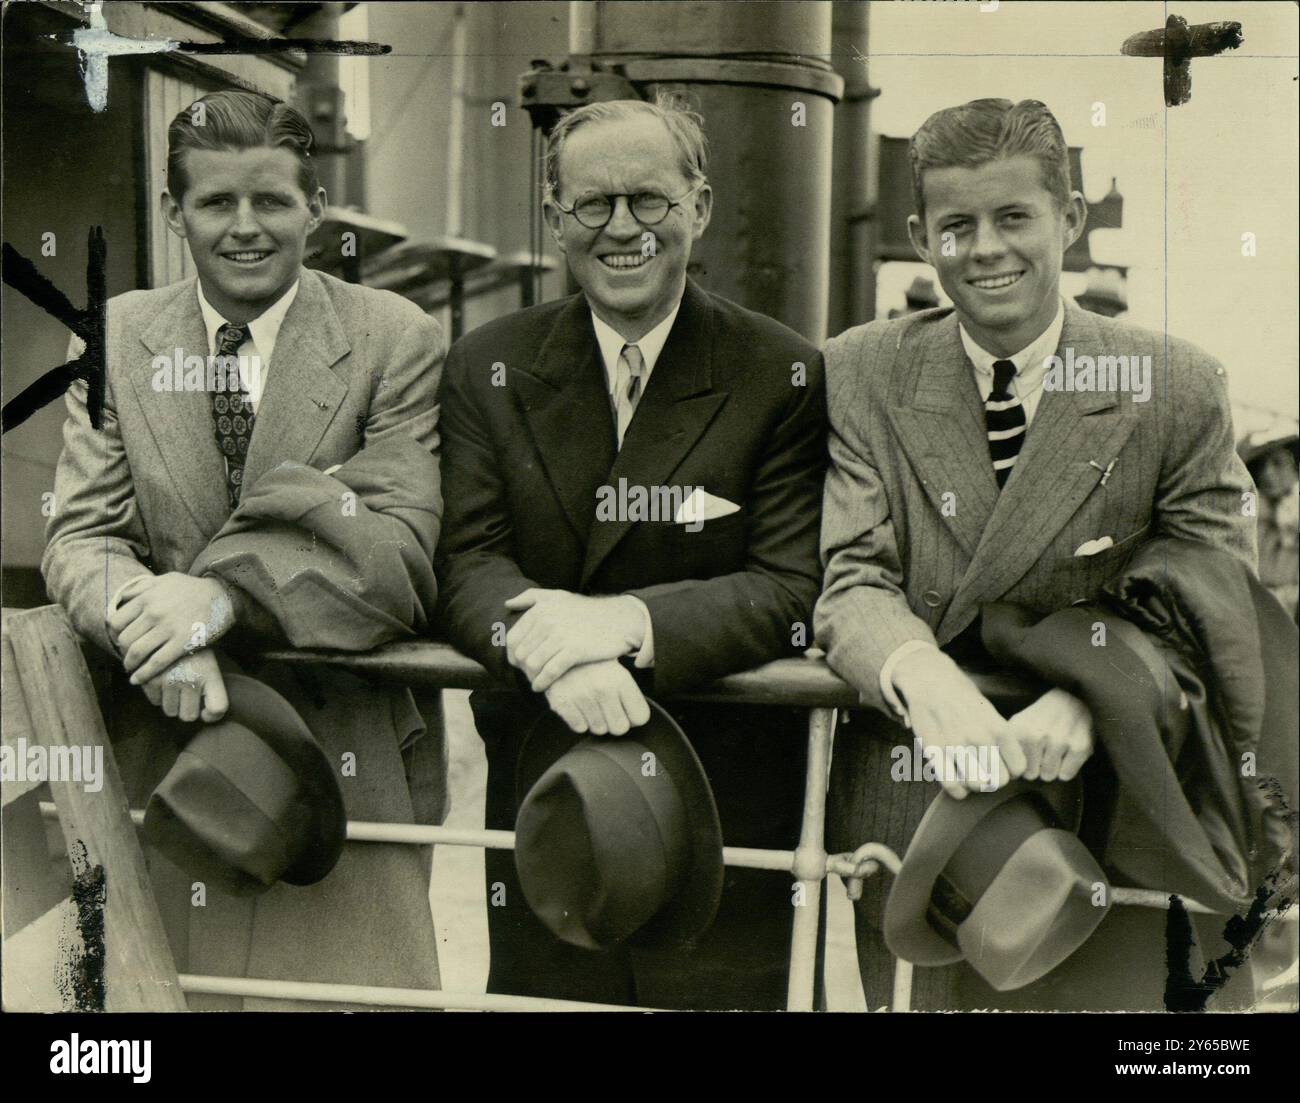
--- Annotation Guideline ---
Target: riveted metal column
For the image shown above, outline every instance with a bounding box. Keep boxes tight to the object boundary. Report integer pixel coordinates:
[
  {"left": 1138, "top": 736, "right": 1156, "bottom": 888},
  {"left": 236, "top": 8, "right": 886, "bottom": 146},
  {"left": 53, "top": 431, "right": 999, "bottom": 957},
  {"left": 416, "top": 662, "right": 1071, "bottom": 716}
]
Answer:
[{"left": 829, "top": 0, "right": 878, "bottom": 333}]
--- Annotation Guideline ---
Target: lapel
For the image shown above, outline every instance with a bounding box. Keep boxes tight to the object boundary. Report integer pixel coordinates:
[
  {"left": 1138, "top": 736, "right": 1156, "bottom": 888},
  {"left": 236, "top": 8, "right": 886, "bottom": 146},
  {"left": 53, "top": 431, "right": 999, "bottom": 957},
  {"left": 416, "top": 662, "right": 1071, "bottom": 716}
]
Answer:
[
  {"left": 133, "top": 280, "right": 231, "bottom": 535},
  {"left": 580, "top": 281, "right": 728, "bottom": 585},
  {"left": 240, "top": 268, "right": 350, "bottom": 489},
  {"left": 512, "top": 294, "right": 619, "bottom": 546},
  {"left": 938, "top": 303, "right": 1140, "bottom": 638},
  {"left": 885, "top": 315, "right": 998, "bottom": 558},
  {"left": 132, "top": 269, "right": 350, "bottom": 537}
]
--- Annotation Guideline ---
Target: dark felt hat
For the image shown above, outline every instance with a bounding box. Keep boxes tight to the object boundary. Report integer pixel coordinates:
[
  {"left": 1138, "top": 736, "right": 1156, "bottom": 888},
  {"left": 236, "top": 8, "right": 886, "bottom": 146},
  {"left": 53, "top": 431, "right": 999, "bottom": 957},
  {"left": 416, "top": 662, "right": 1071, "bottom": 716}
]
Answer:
[
  {"left": 904, "top": 276, "right": 940, "bottom": 308},
  {"left": 143, "top": 672, "right": 346, "bottom": 896},
  {"left": 1237, "top": 428, "right": 1299, "bottom": 477},
  {"left": 514, "top": 698, "right": 724, "bottom": 950},
  {"left": 884, "top": 778, "right": 1111, "bottom": 991}
]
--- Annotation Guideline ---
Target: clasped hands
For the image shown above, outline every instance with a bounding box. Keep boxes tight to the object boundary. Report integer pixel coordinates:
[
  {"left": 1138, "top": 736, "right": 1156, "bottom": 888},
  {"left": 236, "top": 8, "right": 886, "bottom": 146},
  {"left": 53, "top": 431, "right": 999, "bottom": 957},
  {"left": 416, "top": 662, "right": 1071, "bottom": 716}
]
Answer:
[
  {"left": 107, "top": 572, "right": 235, "bottom": 722},
  {"left": 504, "top": 588, "right": 650, "bottom": 736},
  {"left": 891, "top": 647, "right": 1095, "bottom": 801}
]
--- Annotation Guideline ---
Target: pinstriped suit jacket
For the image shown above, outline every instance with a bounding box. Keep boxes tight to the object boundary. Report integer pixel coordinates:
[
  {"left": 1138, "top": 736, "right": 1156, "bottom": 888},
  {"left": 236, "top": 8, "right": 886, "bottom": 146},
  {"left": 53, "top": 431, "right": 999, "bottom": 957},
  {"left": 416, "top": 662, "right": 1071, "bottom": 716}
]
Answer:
[{"left": 814, "top": 301, "right": 1257, "bottom": 711}]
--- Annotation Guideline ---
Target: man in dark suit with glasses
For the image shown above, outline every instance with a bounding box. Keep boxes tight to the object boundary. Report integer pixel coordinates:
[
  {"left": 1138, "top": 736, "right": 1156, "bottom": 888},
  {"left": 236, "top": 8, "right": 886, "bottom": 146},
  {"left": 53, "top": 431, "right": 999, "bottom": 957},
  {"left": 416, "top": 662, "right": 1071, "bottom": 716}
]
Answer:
[{"left": 436, "top": 96, "right": 828, "bottom": 1009}]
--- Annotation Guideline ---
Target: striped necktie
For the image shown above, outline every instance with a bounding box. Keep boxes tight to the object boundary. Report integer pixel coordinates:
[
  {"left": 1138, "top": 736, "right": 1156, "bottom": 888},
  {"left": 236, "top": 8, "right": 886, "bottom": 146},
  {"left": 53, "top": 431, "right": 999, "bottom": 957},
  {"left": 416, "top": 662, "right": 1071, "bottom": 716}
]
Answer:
[
  {"left": 985, "top": 358, "right": 1026, "bottom": 489},
  {"left": 612, "top": 343, "right": 645, "bottom": 448},
  {"left": 210, "top": 322, "right": 256, "bottom": 508}
]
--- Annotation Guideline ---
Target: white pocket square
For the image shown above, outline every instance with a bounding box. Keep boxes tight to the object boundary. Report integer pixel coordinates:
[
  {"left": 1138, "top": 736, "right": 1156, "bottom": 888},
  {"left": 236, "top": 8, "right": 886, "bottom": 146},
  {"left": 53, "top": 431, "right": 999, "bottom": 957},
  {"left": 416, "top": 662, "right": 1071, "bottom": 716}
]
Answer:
[
  {"left": 674, "top": 488, "right": 741, "bottom": 525},
  {"left": 1073, "top": 536, "right": 1114, "bottom": 557}
]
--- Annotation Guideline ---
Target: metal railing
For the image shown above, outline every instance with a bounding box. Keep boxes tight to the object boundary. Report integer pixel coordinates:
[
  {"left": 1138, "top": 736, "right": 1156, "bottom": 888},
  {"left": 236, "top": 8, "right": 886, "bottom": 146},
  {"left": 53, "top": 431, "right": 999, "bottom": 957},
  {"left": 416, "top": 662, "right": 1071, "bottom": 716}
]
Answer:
[
  {"left": 16, "top": 610, "right": 1289, "bottom": 1011},
  {"left": 190, "top": 640, "right": 1278, "bottom": 1012},
  {"left": 278, "top": 643, "right": 863, "bottom": 1010}
]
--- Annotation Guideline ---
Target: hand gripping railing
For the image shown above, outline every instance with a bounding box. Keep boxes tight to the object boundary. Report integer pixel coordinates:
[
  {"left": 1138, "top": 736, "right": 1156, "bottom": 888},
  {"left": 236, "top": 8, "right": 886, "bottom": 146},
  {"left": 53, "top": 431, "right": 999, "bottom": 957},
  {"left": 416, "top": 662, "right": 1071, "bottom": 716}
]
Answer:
[
  {"left": 256, "top": 642, "right": 932, "bottom": 1010},
  {"left": 265, "top": 642, "right": 876, "bottom": 1010},
  {"left": 33, "top": 636, "right": 1280, "bottom": 1011},
  {"left": 216, "top": 641, "right": 1276, "bottom": 1013}
]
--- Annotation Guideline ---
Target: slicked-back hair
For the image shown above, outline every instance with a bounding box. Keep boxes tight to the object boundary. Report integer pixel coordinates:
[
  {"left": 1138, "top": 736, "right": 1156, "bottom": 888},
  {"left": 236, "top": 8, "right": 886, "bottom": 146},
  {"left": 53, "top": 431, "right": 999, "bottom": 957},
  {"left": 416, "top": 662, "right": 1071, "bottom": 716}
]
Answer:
[
  {"left": 909, "top": 98, "right": 1071, "bottom": 221},
  {"left": 167, "top": 90, "right": 319, "bottom": 202},
  {"left": 544, "top": 93, "right": 709, "bottom": 199}
]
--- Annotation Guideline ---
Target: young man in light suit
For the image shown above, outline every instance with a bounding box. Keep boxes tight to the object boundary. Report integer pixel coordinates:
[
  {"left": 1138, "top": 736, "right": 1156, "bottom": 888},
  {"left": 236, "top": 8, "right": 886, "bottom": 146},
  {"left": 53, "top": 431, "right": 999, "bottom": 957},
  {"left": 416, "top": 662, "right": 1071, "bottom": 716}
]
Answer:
[
  {"left": 436, "top": 98, "right": 827, "bottom": 1009},
  {"left": 42, "top": 91, "right": 445, "bottom": 1008},
  {"left": 814, "top": 99, "right": 1256, "bottom": 1010}
]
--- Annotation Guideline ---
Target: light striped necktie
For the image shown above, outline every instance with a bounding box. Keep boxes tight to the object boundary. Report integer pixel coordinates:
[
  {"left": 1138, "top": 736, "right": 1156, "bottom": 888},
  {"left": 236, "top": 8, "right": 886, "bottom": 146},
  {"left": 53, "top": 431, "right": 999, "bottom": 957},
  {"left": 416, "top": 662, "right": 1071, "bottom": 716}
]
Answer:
[
  {"left": 612, "top": 343, "right": 646, "bottom": 448},
  {"left": 985, "top": 358, "right": 1026, "bottom": 489}
]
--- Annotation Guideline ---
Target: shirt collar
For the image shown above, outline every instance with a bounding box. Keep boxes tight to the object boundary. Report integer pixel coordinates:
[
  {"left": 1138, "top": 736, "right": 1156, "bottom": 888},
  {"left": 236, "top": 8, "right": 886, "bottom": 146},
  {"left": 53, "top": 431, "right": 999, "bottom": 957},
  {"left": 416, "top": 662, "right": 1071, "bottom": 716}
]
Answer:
[
  {"left": 959, "top": 298, "right": 1066, "bottom": 389},
  {"left": 589, "top": 299, "right": 683, "bottom": 393},
  {"left": 196, "top": 278, "right": 301, "bottom": 366}
]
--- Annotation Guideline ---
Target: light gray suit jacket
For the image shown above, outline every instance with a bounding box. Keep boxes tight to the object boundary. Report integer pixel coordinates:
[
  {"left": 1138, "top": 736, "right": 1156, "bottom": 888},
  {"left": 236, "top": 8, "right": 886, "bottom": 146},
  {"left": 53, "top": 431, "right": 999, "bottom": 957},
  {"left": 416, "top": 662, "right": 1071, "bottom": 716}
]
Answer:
[
  {"left": 43, "top": 266, "right": 442, "bottom": 653},
  {"left": 40, "top": 267, "right": 447, "bottom": 1004},
  {"left": 814, "top": 301, "right": 1257, "bottom": 712}
]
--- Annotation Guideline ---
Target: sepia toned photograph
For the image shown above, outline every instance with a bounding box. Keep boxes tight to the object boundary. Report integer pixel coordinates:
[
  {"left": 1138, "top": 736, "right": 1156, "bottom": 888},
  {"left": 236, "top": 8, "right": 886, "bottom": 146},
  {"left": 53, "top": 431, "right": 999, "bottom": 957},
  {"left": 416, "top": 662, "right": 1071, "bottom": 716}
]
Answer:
[{"left": 1, "top": 0, "right": 1296, "bottom": 1071}]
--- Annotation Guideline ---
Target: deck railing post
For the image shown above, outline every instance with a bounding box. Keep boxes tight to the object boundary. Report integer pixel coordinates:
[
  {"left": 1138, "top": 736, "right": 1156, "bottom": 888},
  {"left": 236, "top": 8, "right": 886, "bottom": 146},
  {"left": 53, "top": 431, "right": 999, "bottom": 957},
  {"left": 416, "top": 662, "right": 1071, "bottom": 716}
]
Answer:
[{"left": 786, "top": 705, "right": 837, "bottom": 1011}]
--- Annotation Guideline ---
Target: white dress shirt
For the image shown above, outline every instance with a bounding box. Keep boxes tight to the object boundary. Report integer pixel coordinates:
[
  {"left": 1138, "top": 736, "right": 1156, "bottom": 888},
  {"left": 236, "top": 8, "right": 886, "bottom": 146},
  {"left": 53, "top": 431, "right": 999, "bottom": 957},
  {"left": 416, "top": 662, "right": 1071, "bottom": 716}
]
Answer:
[
  {"left": 585, "top": 298, "right": 685, "bottom": 669},
  {"left": 197, "top": 278, "right": 301, "bottom": 414},
  {"left": 957, "top": 297, "right": 1065, "bottom": 428},
  {"left": 879, "top": 299, "right": 1066, "bottom": 725},
  {"left": 589, "top": 301, "right": 682, "bottom": 407}
]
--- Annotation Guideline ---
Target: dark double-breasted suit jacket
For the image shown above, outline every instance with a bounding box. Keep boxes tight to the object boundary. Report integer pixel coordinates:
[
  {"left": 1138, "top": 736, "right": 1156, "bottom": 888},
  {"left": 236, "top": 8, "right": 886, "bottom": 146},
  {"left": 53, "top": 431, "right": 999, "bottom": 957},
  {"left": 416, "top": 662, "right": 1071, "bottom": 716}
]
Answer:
[
  {"left": 42, "top": 267, "right": 446, "bottom": 1009},
  {"left": 436, "top": 278, "right": 828, "bottom": 1008}
]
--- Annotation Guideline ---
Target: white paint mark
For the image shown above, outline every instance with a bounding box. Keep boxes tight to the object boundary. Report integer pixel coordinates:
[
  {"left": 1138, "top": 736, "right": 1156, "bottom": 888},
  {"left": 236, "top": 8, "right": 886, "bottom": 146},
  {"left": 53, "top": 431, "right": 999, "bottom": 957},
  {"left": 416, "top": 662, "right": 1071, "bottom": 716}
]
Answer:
[{"left": 68, "top": 2, "right": 179, "bottom": 112}]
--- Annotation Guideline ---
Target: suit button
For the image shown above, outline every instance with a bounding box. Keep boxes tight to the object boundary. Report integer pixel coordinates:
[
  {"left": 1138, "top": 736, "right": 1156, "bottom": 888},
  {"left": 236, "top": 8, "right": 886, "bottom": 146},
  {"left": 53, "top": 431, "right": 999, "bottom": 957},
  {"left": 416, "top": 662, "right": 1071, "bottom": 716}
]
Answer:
[{"left": 922, "top": 590, "right": 943, "bottom": 608}]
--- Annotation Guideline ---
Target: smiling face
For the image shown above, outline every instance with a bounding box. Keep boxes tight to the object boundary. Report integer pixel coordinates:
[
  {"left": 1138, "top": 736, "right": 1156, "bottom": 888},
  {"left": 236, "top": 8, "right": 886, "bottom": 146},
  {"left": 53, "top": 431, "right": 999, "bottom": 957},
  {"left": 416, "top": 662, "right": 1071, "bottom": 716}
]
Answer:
[
  {"left": 544, "top": 114, "right": 712, "bottom": 341},
  {"left": 908, "top": 154, "right": 1085, "bottom": 357},
  {"left": 163, "top": 145, "right": 325, "bottom": 323}
]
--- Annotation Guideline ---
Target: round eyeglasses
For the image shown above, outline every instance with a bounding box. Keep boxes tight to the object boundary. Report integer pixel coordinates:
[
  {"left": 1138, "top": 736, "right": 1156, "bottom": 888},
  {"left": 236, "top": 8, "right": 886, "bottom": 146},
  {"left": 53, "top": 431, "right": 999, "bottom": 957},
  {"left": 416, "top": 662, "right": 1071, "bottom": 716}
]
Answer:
[{"left": 552, "top": 183, "right": 705, "bottom": 230}]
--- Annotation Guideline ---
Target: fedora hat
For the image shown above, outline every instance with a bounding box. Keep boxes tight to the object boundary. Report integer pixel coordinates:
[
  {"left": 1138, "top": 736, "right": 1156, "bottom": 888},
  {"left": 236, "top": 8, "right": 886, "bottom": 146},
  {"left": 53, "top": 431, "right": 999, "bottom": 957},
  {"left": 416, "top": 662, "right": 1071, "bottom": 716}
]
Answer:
[
  {"left": 884, "top": 778, "right": 1110, "bottom": 991},
  {"left": 904, "top": 276, "right": 940, "bottom": 308},
  {"left": 143, "top": 672, "right": 346, "bottom": 896},
  {"left": 514, "top": 698, "right": 724, "bottom": 950},
  {"left": 1237, "top": 427, "right": 1299, "bottom": 476}
]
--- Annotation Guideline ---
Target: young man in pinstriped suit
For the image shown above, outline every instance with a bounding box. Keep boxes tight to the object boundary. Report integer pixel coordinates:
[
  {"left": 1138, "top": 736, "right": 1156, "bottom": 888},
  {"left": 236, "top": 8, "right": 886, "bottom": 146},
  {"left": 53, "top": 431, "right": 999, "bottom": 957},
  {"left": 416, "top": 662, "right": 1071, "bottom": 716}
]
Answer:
[{"left": 814, "top": 99, "right": 1256, "bottom": 1010}]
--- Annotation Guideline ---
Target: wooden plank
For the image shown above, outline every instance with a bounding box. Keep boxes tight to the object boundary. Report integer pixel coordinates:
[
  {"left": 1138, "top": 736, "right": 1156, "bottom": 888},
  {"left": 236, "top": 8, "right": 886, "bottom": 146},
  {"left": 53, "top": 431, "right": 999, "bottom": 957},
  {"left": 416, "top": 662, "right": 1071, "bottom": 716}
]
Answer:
[
  {"left": 146, "top": 69, "right": 205, "bottom": 288},
  {"left": 2, "top": 623, "right": 42, "bottom": 805},
  {"left": 108, "top": 1, "right": 305, "bottom": 83},
  {"left": 5, "top": 606, "right": 186, "bottom": 1010}
]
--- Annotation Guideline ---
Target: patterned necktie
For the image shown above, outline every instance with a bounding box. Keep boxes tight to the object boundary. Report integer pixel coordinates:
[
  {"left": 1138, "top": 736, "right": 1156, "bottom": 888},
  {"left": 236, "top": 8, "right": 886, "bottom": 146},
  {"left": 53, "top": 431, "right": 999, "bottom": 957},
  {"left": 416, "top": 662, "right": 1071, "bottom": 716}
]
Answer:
[
  {"left": 984, "top": 358, "right": 1026, "bottom": 489},
  {"left": 210, "top": 322, "right": 256, "bottom": 508},
  {"left": 613, "top": 343, "right": 646, "bottom": 448}
]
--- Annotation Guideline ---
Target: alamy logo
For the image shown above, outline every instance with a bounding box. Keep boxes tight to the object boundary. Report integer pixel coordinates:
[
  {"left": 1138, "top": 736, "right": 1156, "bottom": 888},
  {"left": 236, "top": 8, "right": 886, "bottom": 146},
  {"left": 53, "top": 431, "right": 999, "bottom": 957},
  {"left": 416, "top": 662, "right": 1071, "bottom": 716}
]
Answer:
[
  {"left": 1043, "top": 347, "right": 1152, "bottom": 403},
  {"left": 151, "top": 348, "right": 263, "bottom": 405},
  {"left": 595, "top": 479, "right": 705, "bottom": 532},
  {"left": 49, "top": 1035, "right": 151, "bottom": 1083},
  {"left": 890, "top": 738, "right": 1002, "bottom": 792},
  {"left": 1, "top": 739, "right": 103, "bottom": 793}
]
